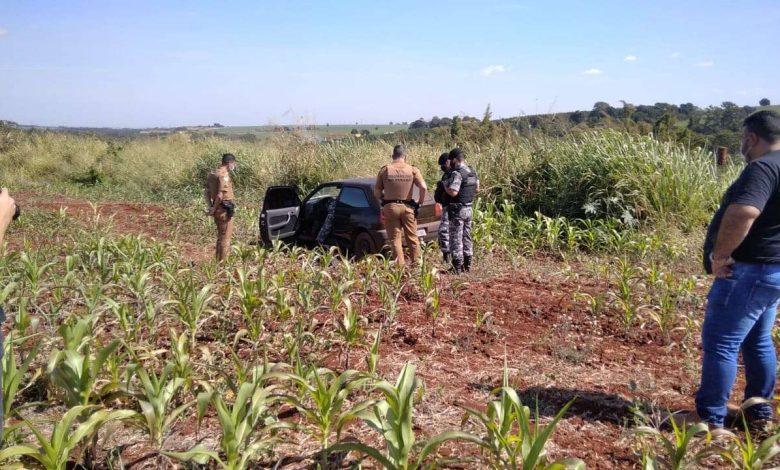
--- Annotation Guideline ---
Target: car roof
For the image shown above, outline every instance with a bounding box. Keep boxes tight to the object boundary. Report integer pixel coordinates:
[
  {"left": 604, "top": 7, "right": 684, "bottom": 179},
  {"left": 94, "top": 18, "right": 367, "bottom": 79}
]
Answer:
[{"left": 333, "top": 177, "right": 375, "bottom": 187}]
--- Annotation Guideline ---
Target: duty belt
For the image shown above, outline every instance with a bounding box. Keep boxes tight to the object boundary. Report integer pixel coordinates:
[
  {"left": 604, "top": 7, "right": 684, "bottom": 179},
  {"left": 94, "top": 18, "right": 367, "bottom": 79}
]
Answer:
[{"left": 382, "top": 199, "right": 414, "bottom": 207}]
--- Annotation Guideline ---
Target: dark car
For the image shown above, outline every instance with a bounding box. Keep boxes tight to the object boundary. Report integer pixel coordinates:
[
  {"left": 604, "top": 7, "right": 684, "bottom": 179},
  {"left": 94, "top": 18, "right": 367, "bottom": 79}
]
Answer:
[{"left": 259, "top": 178, "right": 441, "bottom": 257}]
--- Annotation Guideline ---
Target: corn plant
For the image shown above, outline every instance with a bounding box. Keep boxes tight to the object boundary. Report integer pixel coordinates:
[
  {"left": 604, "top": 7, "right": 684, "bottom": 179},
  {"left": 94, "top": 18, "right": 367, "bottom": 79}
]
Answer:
[
  {"left": 126, "top": 363, "right": 194, "bottom": 450},
  {"left": 461, "top": 361, "right": 583, "bottom": 470},
  {"left": 235, "top": 266, "right": 269, "bottom": 342},
  {"left": 329, "top": 363, "right": 479, "bottom": 470},
  {"left": 714, "top": 427, "right": 780, "bottom": 469},
  {"left": 334, "top": 298, "right": 364, "bottom": 370},
  {"left": 366, "top": 328, "right": 382, "bottom": 376},
  {"left": 169, "top": 330, "right": 194, "bottom": 387},
  {"left": 420, "top": 265, "right": 441, "bottom": 337},
  {"left": 168, "top": 270, "right": 217, "bottom": 343},
  {"left": 378, "top": 281, "right": 402, "bottom": 324},
  {"left": 3, "top": 334, "right": 41, "bottom": 420},
  {"left": 165, "top": 380, "right": 292, "bottom": 470},
  {"left": 269, "top": 367, "right": 375, "bottom": 450},
  {"left": 47, "top": 338, "right": 121, "bottom": 407},
  {"left": 634, "top": 417, "right": 713, "bottom": 469},
  {"left": 0, "top": 405, "right": 134, "bottom": 470}
]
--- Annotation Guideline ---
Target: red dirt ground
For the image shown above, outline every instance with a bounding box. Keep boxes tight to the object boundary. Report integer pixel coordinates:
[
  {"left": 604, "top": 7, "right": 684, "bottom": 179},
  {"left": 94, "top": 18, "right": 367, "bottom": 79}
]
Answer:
[{"left": 8, "top": 195, "right": 741, "bottom": 469}]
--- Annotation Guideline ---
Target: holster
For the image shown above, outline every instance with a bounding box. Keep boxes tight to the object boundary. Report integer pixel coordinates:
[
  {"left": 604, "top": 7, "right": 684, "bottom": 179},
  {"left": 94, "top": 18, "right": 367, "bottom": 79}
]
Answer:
[{"left": 220, "top": 200, "right": 235, "bottom": 219}]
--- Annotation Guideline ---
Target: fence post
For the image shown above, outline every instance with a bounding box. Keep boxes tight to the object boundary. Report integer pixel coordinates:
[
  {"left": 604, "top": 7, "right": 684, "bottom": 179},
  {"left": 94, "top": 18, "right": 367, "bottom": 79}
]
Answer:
[{"left": 716, "top": 146, "right": 729, "bottom": 166}]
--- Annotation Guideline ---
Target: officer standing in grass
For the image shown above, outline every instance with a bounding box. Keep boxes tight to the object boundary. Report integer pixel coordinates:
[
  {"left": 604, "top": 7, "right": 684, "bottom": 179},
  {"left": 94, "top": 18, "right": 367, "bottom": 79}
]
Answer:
[
  {"left": 445, "top": 148, "right": 479, "bottom": 274},
  {"left": 434, "top": 152, "right": 452, "bottom": 262},
  {"left": 0, "top": 187, "right": 19, "bottom": 436},
  {"left": 374, "top": 145, "right": 427, "bottom": 266},
  {"left": 693, "top": 111, "right": 780, "bottom": 430},
  {"left": 205, "top": 153, "right": 237, "bottom": 262}
]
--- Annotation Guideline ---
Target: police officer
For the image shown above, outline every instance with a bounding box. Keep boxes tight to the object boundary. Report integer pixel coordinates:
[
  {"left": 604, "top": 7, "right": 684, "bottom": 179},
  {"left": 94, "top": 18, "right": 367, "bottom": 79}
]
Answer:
[
  {"left": 433, "top": 152, "right": 452, "bottom": 262},
  {"left": 374, "top": 145, "right": 427, "bottom": 266},
  {"left": 205, "top": 153, "right": 237, "bottom": 262},
  {"left": 445, "top": 148, "right": 479, "bottom": 273}
]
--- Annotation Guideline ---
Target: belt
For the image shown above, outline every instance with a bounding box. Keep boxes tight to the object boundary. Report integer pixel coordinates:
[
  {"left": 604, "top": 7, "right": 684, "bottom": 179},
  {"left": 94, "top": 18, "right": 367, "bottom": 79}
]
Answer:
[{"left": 382, "top": 199, "right": 414, "bottom": 207}]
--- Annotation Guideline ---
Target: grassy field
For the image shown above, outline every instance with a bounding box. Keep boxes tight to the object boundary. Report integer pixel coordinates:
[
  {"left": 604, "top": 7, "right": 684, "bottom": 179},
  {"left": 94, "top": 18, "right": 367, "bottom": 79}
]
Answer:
[{"left": 2, "top": 128, "right": 778, "bottom": 469}]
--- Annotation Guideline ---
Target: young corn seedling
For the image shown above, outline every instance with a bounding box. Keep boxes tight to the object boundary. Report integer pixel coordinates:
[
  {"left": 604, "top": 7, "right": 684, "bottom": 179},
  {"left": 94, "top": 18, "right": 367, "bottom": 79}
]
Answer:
[
  {"left": 334, "top": 298, "right": 364, "bottom": 370},
  {"left": 267, "top": 367, "right": 375, "bottom": 450},
  {"left": 126, "top": 363, "right": 195, "bottom": 452},
  {"left": 634, "top": 415, "right": 713, "bottom": 469},
  {"left": 460, "top": 359, "right": 584, "bottom": 470},
  {"left": 168, "top": 271, "right": 217, "bottom": 344},
  {"left": 0, "top": 405, "right": 134, "bottom": 470},
  {"left": 329, "top": 362, "right": 479, "bottom": 470},
  {"left": 366, "top": 328, "right": 382, "bottom": 376},
  {"left": 2, "top": 334, "right": 42, "bottom": 421},
  {"left": 420, "top": 265, "right": 441, "bottom": 338},
  {"left": 46, "top": 337, "right": 121, "bottom": 407},
  {"left": 378, "top": 281, "right": 402, "bottom": 324},
  {"left": 165, "top": 380, "right": 292, "bottom": 470}
]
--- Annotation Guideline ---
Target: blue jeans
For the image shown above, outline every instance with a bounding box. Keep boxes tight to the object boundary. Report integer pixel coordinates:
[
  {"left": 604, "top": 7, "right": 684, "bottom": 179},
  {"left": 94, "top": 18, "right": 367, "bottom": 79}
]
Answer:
[{"left": 696, "top": 262, "right": 780, "bottom": 427}]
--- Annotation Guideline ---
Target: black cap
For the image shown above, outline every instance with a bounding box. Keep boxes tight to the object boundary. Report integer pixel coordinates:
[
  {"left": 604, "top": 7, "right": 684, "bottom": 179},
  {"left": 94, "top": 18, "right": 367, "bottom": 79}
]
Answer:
[
  {"left": 222, "top": 153, "right": 236, "bottom": 164},
  {"left": 437, "top": 152, "right": 450, "bottom": 166}
]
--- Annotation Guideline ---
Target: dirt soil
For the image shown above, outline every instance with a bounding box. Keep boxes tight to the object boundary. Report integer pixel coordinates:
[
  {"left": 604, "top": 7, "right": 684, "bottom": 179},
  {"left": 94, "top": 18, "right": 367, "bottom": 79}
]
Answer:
[{"left": 7, "top": 195, "right": 739, "bottom": 469}]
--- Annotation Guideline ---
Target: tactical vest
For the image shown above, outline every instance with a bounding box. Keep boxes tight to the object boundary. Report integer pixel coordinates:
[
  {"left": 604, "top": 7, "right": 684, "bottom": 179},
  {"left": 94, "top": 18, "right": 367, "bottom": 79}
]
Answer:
[
  {"left": 434, "top": 173, "right": 451, "bottom": 205},
  {"left": 455, "top": 166, "right": 478, "bottom": 204}
]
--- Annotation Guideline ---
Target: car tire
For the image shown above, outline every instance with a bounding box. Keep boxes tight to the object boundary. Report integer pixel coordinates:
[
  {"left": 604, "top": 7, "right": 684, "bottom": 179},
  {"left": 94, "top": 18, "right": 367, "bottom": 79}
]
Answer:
[{"left": 352, "top": 232, "right": 376, "bottom": 259}]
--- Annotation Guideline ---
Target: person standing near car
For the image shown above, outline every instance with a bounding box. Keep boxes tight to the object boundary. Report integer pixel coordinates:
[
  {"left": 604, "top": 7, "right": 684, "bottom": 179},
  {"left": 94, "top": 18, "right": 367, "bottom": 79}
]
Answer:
[
  {"left": 434, "top": 152, "right": 452, "bottom": 262},
  {"left": 692, "top": 111, "right": 780, "bottom": 429},
  {"left": 445, "top": 148, "right": 479, "bottom": 274},
  {"left": 0, "top": 187, "right": 19, "bottom": 437},
  {"left": 205, "top": 153, "right": 237, "bottom": 262},
  {"left": 374, "top": 145, "right": 427, "bottom": 266}
]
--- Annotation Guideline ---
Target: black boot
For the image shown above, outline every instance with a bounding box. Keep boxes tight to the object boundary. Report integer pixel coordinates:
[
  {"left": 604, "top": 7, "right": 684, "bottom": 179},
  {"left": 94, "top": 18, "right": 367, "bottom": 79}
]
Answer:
[
  {"left": 463, "top": 255, "right": 472, "bottom": 272},
  {"left": 443, "top": 252, "right": 450, "bottom": 263},
  {"left": 449, "top": 258, "right": 463, "bottom": 274}
]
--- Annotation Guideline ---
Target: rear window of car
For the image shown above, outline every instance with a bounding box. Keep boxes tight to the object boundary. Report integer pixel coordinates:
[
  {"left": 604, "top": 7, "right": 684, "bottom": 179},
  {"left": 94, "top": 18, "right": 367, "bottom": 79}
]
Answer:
[{"left": 338, "top": 187, "right": 371, "bottom": 208}]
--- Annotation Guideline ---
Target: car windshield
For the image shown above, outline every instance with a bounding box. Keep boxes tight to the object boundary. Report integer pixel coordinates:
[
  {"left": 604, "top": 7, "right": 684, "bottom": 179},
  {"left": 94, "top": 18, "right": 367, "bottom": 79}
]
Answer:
[{"left": 307, "top": 185, "right": 341, "bottom": 202}]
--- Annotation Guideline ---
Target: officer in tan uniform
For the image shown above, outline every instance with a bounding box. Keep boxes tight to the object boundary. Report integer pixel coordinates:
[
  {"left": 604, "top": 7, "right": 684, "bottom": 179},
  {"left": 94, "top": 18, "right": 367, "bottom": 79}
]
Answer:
[
  {"left": 374, "top": 145, "right": 427, "bottom": 266},
  {"left": 205, "top": 153, "right": 237, "bottom": 262}
]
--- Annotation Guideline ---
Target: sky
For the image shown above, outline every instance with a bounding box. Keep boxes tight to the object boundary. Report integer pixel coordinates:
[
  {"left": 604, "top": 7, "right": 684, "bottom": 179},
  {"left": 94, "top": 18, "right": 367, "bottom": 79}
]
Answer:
[{"left": 0, "top": 0, "right": 778, "bottom": 128}]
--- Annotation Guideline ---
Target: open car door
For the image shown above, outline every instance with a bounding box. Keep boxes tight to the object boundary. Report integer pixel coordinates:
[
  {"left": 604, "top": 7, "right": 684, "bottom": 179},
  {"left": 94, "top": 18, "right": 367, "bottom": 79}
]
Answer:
[{"left": 259, "top": 186, "right": 301, "bottom": 244}]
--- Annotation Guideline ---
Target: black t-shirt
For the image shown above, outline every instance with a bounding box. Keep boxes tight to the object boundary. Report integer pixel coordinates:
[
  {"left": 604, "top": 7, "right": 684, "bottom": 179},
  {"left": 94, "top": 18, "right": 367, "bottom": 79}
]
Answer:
[{"left": 704, "top": 150, "right": 780, "bottom": 269}]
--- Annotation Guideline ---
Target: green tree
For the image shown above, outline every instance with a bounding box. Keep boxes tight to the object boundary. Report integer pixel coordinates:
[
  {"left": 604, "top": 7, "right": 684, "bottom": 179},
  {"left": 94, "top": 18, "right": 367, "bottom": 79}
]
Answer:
[
  {"left": 760, "top": 98, "right": 771, "bottom": 106},
  {"left": 450, "top": 116, "right": 462, "bottom": 140}
]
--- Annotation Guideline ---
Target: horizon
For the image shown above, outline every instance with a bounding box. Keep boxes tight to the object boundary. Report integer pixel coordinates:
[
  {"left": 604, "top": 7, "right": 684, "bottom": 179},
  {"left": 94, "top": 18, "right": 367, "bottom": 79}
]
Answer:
[{"left": 1, "top": 1, "right": 778, "bottom": 128}]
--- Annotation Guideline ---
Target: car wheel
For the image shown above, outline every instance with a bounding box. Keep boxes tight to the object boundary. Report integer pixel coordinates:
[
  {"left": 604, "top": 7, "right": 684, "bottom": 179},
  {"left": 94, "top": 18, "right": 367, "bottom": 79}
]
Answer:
[{"left": 352, "top": 232, "right": 376, "bottom": 259}]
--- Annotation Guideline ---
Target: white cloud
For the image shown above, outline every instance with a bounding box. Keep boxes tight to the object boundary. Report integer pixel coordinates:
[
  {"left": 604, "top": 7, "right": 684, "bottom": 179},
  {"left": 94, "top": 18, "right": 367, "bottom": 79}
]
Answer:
[
  {"left": 480, "top": 65, "right": 507, "bottom": 77},
  {"left": 624, "top": 55, "right": 638, "bottom": 62},
  {"left": 694, "top": 60, "right": 714, "bottom": 67},
  {"left": 670, "top": 52, "right": 682, "bottom": 59},
  {"left": 583, "top": 68, "right": 604, "bottom": 75},
  {"left": 0, "top": 28, "right": 7, "bottom": 37}
]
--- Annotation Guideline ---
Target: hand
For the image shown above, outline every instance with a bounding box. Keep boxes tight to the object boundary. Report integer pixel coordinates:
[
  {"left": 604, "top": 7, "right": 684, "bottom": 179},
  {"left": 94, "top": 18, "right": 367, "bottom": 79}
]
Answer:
[
  {"left": 0, "top": 188, "right": 16, "bottom": 228},
  {"left": 207, "top": 206, "right": 215, "bottom": 216},
  {"left": 712, "top": 254, "right": 735, "bottom": 278}
]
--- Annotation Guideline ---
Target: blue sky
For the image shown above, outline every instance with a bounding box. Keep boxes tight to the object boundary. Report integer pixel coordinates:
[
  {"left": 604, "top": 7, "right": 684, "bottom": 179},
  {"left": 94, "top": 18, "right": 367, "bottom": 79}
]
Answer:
[{"left": 1, "top": 0, "right": 777, "bottom": 127}]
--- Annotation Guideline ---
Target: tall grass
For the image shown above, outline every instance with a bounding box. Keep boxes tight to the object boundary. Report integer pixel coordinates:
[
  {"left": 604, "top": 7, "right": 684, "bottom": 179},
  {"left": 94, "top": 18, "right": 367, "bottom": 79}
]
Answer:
[{"left": 0, "top": 128, "right": 740, "bottom": 228}]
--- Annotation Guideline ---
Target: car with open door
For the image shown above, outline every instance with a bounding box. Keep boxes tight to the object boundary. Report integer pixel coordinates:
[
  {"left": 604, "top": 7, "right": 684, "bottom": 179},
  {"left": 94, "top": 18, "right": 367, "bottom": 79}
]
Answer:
[{"left": 259, "top": 178, "right": 442, "bottom": 257}]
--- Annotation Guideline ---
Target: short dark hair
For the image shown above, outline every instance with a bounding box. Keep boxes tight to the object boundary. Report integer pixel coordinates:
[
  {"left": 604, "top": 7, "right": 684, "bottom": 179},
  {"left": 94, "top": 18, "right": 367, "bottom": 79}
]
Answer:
[
  {"left": 744, "top": 111, "right": 780, "bottom": 144},
  {"left": 448, "top": 148, "right": 464, "bottom": 162},
  {"left": 392, "top": 145, "right": 406, "bottom": 160},
  {"left": 222, "top": 153, "right": 236, "bottom": 164},
  {"left": 437, "top": 152, "right": 450, "bottom": 166}
]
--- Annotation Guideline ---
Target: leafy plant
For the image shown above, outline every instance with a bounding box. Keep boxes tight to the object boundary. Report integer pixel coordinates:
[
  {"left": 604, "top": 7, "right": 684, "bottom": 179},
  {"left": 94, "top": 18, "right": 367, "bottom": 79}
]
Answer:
[
  {"left": 0, "top": 405, "right": 133, "bottom": 470},
  {"left": 329, "top": 363, "right": 479, "bottom": 470}
]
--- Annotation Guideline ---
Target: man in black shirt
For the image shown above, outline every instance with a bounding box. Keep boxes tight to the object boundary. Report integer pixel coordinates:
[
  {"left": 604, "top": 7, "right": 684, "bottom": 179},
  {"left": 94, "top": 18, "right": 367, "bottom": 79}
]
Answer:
[{"left": 695, "top": 111, "right": 780, "bottom": 429}]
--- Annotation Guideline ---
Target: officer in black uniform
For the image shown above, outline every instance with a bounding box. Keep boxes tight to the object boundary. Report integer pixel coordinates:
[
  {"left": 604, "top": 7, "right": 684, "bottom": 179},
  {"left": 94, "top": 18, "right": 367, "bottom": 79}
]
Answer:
[
  {"left": 445, "top": 148, "right": 479, "bottom": 274},
  {"left": 433, "top": 152, "right": 452, "bottom": 262}
]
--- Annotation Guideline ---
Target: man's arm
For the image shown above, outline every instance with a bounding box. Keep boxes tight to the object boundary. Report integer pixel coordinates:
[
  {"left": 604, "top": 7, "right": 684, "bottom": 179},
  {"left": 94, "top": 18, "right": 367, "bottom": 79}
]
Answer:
[
  {"left": 0, "top": 188, "right": 16, "bottom": 248},
  {"left": 413, "top": 169, "right": 427, "bottom": 205},
  {"left": 711, "top": 203, "right": 761, "bottom": 276},
  {"left": 445, "top": 170, "right": 461, "bottom": 198}
]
